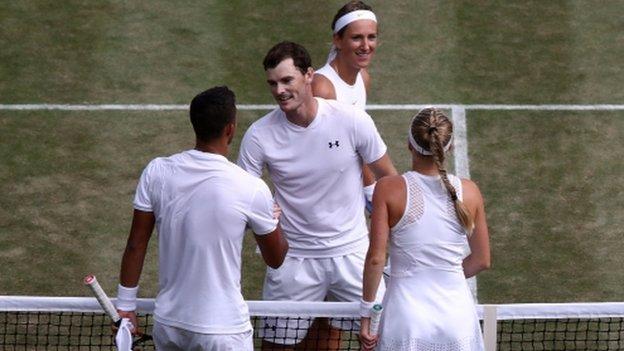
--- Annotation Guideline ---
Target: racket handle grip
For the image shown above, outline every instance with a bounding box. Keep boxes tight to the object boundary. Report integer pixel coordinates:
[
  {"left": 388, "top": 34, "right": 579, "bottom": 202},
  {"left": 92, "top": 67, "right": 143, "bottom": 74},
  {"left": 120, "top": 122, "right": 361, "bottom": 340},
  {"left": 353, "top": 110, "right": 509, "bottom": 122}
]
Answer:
[
  {"left": 369, "top": 304, "right": 383, "bottom": 336},
  {"left": 84, "top": 275, "right": 121, "bottom": 323}
]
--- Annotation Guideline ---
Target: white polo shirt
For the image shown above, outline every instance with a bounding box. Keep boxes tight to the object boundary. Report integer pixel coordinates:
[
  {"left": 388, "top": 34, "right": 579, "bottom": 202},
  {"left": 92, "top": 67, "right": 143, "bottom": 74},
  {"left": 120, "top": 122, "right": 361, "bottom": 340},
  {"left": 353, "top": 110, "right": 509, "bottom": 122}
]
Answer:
[
  {"left": 237, "top": 98, "right": 386, "bottom": 257},
  {"left": 133, "top": 150, "right": 277, "bottom": 334}
]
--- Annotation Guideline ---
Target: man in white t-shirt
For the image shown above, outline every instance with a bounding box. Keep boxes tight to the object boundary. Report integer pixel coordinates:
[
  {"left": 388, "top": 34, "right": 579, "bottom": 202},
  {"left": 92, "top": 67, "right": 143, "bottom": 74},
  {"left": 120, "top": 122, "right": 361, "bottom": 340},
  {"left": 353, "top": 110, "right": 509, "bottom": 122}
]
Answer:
[
  {"left": 237, "top": 41, "right": 397, "bottom": 350},
  {"left": 116, "top": 86, "right": 288, "bottom": 351}
]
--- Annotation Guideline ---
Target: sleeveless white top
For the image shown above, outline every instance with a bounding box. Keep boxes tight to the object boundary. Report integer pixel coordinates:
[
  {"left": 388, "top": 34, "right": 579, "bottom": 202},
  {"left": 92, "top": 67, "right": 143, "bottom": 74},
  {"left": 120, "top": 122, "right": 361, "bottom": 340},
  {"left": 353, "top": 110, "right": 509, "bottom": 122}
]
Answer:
[
  {"left": 315, "top": 63, "right": 367, "bottom": 110},
  {"left": 389, "top": 172, "right": 468, "bottom": 277},
  {"left": 378, "top": 171, "right": 484, "bottom": 351}
]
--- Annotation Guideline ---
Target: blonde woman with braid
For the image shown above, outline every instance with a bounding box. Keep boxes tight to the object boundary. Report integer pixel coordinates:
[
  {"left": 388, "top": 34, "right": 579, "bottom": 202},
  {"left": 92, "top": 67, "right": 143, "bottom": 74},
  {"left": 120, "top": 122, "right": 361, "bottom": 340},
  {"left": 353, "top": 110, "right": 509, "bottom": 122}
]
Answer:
[{"left": 359, "top": 108, "right": 490, "bottom": 351}]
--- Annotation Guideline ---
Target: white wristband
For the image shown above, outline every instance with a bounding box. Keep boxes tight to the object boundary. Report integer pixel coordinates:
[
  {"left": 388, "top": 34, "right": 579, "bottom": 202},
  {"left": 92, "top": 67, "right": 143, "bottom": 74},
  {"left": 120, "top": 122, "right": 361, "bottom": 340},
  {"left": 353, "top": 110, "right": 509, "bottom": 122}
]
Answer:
[
  {"left": 360, "top": 299, "right": 375, "bottom": 318},
  {"left": 116, "top": 284, "right": 138, "bottom": 311},
  {"left": 363, "top": 183, "right": 376, "bottom": 202}
]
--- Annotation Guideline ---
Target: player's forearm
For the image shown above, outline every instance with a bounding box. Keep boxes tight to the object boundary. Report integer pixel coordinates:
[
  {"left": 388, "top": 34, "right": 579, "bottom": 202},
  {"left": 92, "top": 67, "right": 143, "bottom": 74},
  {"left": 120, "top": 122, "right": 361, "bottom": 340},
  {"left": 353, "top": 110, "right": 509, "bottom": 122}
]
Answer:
[
  {"left": 256, "top": 226, "right": 289, "bottom": 269},
  {"left": 362, "top": 254, "right": 385, "bottom": 302},
  {"left": 262, "top": 236, "right": 288, "bottom": 269},
  {"left": 463, "top": 216, "right": 490, "bottom": 278},
  {"left": 462, "top": 254, "right": 490, "bottom": 278},
  {"left": 118, "top": 244, "right": 146, "bottom": 315},
  {"left": 119, "top": 244, "right": 148, "bottom": 287}
]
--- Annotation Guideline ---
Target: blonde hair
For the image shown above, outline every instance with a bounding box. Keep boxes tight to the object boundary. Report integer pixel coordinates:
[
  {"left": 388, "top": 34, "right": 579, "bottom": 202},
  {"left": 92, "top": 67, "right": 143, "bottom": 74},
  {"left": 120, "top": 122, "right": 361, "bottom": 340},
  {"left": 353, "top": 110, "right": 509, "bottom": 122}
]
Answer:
[{"left": 410, "top": 108, "right": 474, "bottom": 234}]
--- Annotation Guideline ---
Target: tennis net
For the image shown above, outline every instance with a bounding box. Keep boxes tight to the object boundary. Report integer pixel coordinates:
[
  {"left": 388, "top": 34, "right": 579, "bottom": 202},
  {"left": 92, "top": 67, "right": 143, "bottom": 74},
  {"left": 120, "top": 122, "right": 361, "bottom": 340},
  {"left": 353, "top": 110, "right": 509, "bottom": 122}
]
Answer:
[
  {"left": 487, "top": 303, "right": 624, "bottom": 350},
  {"left": 1, "top": 296, "right": 624, "bottom": 350}
]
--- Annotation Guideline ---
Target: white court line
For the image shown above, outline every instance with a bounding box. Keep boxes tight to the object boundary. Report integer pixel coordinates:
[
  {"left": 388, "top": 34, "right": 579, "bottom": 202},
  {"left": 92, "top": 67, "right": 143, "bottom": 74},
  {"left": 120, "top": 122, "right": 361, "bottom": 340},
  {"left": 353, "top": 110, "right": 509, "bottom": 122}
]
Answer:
[
  {"left": 449, "top": 106, "right": 477, "bottom": 302},
  {"left": 0, "top": 104, "right": 189, "bottom": 111},
  {"left": 2, "top": 104, "right": 624, "bottom": 111},
  {"left": 451, "top": 106, "right": 470, "bottom": 179},
  {"left": 370, "top": 104, "right": 624, "bottom": 111}
]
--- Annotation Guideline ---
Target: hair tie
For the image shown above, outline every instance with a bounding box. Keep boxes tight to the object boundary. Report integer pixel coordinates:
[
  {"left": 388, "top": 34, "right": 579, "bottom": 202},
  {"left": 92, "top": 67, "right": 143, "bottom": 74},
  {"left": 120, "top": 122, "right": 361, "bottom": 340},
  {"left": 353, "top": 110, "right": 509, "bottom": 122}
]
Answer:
[
  {"left": 408, "top": 107, "right": 453, "bottom": 156},
  {"left": 427, "top": 126, "right": 437, "bottom": 134},
  {"left": 451, "top": 193, "right": 458, "bottom": 201}
]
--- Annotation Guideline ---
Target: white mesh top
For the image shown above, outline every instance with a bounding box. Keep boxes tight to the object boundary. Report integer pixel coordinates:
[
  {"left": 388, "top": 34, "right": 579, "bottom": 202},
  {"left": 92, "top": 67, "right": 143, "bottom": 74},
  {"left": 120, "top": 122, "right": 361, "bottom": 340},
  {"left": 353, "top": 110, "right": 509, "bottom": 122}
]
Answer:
[{"left": 389, "top": 171, "right": 468, "bottom": 277}]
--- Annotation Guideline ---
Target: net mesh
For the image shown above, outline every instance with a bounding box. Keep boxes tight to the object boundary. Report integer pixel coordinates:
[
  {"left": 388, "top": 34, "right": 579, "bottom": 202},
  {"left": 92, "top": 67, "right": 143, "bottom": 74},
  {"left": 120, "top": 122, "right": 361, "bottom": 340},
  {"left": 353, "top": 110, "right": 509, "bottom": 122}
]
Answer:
[
  {"left": 0, "top": 312, "right": 359, "bottom": 350},
  {"left": 1, "top": 311, "right": 149, "bottom": 350},
  {"left": 497, "top": 318, "right": 624, "bottom": 351},
  {"left": 2, "top": 297, "right": 624, "bottom": 350}
]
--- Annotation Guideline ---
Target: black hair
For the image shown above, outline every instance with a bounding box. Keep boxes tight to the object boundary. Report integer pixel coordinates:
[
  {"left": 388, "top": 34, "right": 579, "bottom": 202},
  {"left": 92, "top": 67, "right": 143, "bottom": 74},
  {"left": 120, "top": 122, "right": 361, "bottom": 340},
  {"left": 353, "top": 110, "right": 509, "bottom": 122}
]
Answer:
[
  {"left": 189, "top": 86, "right": 236, "bottom": 142},
  {"left": 263, "top": 41, "right": 312, "bottom": 75}
]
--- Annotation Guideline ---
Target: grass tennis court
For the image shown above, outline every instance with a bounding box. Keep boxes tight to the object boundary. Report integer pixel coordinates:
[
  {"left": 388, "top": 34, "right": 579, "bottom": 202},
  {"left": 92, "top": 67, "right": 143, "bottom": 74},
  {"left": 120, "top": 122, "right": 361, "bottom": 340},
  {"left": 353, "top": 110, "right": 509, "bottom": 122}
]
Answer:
[{"left": 1, "top": 1, "right": 623, "bottom": 305}]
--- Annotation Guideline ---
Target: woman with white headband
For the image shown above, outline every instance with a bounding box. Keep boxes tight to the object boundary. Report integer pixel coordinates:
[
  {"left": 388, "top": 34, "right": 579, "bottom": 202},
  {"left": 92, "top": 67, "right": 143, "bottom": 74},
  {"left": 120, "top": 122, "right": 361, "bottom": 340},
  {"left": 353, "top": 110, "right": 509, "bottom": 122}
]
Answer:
[
  {"left": 312, "top": 1, "right": 378, "bottom": 213},
  {"left": 307, "top": 3, "right": 380, "bottom": 349},
  {"left": 359, "top": 108, "right": 491, "bottom": 351},
  {"left": 313, "top": 1, "right": 377, "bottom": 110}
]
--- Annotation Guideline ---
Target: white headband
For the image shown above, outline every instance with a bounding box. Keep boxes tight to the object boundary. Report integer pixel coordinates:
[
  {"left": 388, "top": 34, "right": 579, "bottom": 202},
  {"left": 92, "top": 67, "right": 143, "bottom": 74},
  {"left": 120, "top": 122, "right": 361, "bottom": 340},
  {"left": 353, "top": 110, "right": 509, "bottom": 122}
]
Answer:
[
  {"left": 408, "top": 108, "right": 453, "bottom": 156},
  {"left": 327, "top": 10, "right": 377, "bottom": 63},
  {"left": 333, "top": 10, "right": 377, "bottom": 34}
]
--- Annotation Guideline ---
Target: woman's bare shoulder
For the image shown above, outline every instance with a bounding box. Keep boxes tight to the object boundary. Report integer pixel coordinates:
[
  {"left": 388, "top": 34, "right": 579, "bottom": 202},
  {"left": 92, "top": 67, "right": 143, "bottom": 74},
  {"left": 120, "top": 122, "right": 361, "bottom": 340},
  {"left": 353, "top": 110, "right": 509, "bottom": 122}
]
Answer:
[{"left": 312, "top": 74, "right": 336, "bottom": 99}]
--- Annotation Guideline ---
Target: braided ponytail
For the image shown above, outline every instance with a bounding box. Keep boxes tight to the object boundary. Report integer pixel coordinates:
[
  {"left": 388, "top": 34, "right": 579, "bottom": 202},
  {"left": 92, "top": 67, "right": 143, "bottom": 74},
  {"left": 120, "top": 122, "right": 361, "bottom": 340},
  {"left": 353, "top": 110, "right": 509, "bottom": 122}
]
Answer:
[{"left": 410, "top": 108, "right": 474, "bottom": 235}]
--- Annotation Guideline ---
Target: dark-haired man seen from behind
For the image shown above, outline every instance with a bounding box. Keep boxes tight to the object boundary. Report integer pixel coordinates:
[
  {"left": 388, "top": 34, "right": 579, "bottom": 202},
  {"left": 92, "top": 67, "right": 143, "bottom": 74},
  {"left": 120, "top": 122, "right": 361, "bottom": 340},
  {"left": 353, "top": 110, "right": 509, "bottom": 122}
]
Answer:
[{"left": 116, "top": 86, "right": 288, "bottom": 351}]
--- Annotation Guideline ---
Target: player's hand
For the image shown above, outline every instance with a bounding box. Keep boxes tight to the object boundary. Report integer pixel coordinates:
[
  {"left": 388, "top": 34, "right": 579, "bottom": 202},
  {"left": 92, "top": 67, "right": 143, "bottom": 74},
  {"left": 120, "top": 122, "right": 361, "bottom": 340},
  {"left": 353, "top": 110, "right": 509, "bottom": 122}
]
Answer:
[
  {"left": 273, "top": 201, "right": 282, "bottom": 220},
  {"left": 114, "top": 310, "right": 140, "bottom": 335},
  {"left": 359, "top": 317, "right": 378, "bottom": 350}
]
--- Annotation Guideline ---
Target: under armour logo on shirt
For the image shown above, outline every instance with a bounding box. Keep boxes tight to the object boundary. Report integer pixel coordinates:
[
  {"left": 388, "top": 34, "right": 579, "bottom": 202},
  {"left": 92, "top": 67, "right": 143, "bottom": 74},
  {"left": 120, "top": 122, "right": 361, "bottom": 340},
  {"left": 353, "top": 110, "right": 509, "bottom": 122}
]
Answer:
[{"left": 329, "top": 140, "right": 340, "bottom": 148}]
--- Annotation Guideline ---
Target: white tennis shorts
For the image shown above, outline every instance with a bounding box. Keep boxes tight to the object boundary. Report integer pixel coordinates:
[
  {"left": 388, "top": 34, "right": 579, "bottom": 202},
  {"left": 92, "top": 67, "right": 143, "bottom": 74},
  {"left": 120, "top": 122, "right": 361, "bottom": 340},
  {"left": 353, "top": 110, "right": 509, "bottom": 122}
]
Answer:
[
  {"left": 153, "top": 321, "right": 253, "bottom": 351},
  {"left": 258, "top": 251, "right": 385, "bottom": 345}
]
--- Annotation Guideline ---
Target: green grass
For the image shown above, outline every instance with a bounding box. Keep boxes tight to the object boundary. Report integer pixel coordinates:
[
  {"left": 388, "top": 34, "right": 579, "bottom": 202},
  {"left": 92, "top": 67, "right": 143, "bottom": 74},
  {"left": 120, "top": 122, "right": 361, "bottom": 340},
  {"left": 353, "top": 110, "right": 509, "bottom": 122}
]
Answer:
[
  {"left": 471, "top": 111, "right": 624, "bottom": 302},
  {"left": 1, "top": 1, "right": 623, "bottom": 303},
  {"left": 0, "top": 110, "right": 264, "bottom": 298}
]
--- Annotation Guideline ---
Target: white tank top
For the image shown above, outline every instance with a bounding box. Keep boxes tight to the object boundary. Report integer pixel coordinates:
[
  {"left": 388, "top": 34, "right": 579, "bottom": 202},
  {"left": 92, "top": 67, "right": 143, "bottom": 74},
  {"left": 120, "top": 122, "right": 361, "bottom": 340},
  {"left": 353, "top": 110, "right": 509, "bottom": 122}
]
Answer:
[
  {"left": 389, "top": 171, "right": 469, "bottom": 277},
  {"left": 315, "top": 63, "right": 367, "bottom": 110}
]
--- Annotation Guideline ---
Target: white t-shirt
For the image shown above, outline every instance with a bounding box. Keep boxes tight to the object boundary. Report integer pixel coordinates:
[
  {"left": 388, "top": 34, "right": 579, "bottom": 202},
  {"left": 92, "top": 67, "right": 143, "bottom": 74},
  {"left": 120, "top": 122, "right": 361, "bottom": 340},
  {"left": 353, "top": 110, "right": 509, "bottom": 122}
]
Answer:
[
  {"left": 133, "top": 150, "right": 277, "bottom": 334},
  {"left": 315, "top": 63, "right": 367, "bottom": 110},
  {"left": 237, "top": 98, "right": 386, "bottom": 257}
]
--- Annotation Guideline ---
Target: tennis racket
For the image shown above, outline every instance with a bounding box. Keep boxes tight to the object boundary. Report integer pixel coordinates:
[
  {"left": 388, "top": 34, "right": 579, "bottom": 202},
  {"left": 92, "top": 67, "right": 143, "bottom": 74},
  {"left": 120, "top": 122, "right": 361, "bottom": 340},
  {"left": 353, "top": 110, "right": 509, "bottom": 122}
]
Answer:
[
  {"left": 84, "top": 275, "right": 120, "bottom": 323},
  {"left": 84, "top": 275, "right": 152, "bottom": 351},
  {"left": 369, "top": 304, "right": 383, "bottom": 336}
]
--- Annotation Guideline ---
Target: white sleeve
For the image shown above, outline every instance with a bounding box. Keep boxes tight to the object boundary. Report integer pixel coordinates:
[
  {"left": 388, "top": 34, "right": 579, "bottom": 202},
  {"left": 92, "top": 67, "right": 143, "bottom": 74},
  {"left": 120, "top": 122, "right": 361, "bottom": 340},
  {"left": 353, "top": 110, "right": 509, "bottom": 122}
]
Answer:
[
  {"left": 353, "top": 110, "right": 387, "bottom": 164},
  {"left": 237, "top": 126, "right": 264, "bottom": 178},
  {"left": 247, "top": 180, "right": 278, "bottom": 235},
  {"left": 132, "top": 161, "right": 155, "bottom": 212}
]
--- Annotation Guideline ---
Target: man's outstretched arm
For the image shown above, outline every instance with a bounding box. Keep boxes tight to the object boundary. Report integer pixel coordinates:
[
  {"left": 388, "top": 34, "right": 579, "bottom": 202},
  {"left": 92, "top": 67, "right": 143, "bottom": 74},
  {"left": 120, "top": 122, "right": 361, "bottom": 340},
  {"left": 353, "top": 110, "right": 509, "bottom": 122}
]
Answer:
[{"left": 117, "top": 209, "right": 155, "bottom": 332}]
